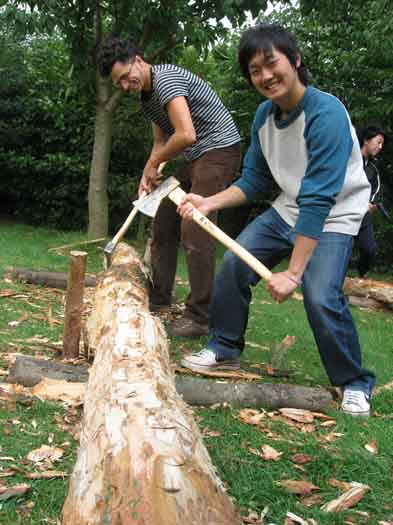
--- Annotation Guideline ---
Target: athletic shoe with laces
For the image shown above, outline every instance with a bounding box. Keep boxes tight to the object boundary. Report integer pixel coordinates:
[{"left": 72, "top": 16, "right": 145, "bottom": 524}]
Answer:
[
  {"left": 341, "top": 388, "right": 370, "bottom": 417},
  {"left": 181, "top": 348, "right": 240, "bottom": 373}
]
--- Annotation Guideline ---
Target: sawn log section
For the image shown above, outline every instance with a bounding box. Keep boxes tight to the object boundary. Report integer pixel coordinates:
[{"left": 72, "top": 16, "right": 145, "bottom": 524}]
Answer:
[{"left": 61, "top": 243, "right": 240, "bottom": 525}]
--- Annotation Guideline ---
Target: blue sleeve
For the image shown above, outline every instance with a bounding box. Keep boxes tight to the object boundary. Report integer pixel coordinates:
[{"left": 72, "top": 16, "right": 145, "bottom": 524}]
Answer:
[
  {"left": 295, "top": 100, "right": 353, "bottom": 239},
  {"left": 233, "top": 105, "right": 273, "bottom": 200}
]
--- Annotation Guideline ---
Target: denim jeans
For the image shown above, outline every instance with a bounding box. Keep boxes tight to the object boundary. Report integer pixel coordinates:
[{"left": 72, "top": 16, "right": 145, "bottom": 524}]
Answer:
[{"left": 208, "top": 207, "right": 375, "bottom": 395}]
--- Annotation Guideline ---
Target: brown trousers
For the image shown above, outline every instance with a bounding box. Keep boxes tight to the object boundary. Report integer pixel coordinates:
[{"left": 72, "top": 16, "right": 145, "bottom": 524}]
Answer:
[{"left": 150, "top": 143, "right": 241, "bottom": 324}]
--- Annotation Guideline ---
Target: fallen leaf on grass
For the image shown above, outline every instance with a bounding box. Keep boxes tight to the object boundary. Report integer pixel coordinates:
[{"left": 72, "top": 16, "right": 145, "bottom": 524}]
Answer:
[
  {"left": 250, "top": 444, "right": 282, "bottom": 461},
  {"left": 291, "top": 454, "right": 312, "bottom": 465},
  {"left": 26, "top": 445, "right": 64, "bottom": 465},
  {"left": 364, "top": 440, "right": 378, "bottom": 454},
  {"left": 321, "top": 482, "right": 370, "bottom": 512},
  {"left": 0, "top": 483, "right": 30, "bottom": 501},
  {"left": 299, "top": 494, "right": 323, "bottom": 507},
  {"left": 328, "top": 478, "right": 353, "bottom": 491},
  {"left": 239, "top": 409, "right": 266, "bottom": 426},
  {"left": 279, "top": 408, "right": 314, "bottom": 424},
  {"left": 279, "top": 479, "right": 319, "bottom": 495},
  {"left": 323, "top": 432, "right": 344, "bottom": 443},
  {"left": 260, "top": 444, "right": 282, "bottom": 461},
  {"left": 242, "top": 506, "right": 269, "bottom": 524}
]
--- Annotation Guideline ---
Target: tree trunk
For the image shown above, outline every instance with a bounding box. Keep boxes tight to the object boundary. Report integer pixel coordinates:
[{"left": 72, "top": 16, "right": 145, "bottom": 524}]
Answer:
[
  {"left": 61, "top": 243, "right": 240, "bottom": 525},
  {"left": 87, "top": 73, "right": 115, "bottom": 240}
]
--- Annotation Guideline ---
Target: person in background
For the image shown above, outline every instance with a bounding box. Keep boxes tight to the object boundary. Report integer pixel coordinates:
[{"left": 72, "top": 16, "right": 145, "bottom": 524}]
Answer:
[
  {"left": 178, "top": 23, "right": 376, "bottom": 417},
  {"left": 97, "top": 38, "right": 241, "bottom": 337},
  {"left": 355, "top": 125, "right": 386, "bottom": 277}
]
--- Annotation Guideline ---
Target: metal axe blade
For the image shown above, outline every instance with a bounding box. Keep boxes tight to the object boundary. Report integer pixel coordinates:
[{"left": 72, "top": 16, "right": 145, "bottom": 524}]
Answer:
[{"left": 133, "top": 176, "right": 180, "bottom": 217}]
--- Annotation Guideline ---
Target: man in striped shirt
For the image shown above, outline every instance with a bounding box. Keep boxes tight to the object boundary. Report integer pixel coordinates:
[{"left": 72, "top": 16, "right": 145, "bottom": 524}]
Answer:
[{"left": 98, "top": 38, "right": 241, "bottom": 337}]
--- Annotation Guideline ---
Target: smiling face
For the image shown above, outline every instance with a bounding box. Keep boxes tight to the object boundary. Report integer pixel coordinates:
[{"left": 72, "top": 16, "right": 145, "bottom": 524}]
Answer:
[
  {"left": 111, "top": 56, "right": 147, "bottom": 92},
  {"left": 248, "top": 47, "right": 305, "bottom": 112},
  {"left": 363, "top": 134, "right": 385, "bottom": 158}
]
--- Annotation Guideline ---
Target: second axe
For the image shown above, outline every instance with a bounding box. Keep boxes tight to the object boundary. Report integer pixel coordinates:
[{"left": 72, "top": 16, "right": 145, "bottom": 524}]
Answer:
[{"left": 133, "top": 176, "right": 272, "bottom": 281}]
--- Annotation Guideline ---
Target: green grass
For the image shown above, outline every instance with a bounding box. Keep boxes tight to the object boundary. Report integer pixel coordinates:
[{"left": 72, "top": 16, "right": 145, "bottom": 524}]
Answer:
[{"left": 1, "top": 220, "right": 393, "bottom": 524}]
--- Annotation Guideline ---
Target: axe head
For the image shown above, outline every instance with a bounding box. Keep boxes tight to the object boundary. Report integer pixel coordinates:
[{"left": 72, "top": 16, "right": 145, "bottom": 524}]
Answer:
[{"left": 133, "top": 176, "right": 180, "bottom": 217}]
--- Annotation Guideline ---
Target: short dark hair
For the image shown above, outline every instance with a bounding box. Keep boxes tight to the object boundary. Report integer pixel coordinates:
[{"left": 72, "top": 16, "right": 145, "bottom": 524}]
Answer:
[
  {"left": 96, "top": 37, "right": 143, "bottom": 77},
  {"left": 358, "top": 124, "right": 386, "bottom": 147},
  {"left": 238, "top": 23, "right": 310, "bottom": 86}
]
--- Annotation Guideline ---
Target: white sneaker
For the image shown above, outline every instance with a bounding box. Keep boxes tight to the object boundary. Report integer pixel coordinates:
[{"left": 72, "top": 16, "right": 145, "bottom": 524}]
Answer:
[
  {"left": 341, "top": 389, "right": 370, "bottom": 417},
  {"left": 181, "top": 349, "right": 240, "bottom": 373}
]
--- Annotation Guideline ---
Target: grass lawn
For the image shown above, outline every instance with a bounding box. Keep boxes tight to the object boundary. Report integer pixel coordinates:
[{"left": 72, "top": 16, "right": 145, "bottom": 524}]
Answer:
[{"left": 0, "top": 220, "right": 393, "bottom": 524}]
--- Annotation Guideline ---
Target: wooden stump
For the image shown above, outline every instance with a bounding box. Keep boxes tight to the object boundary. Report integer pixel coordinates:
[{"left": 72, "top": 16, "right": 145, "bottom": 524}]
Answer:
[
  {"left": 61, "top": 243, "right": 240, "bottom": 525},
  {"left": 63, "top": 251, "right": 88, "bottom": 358}
]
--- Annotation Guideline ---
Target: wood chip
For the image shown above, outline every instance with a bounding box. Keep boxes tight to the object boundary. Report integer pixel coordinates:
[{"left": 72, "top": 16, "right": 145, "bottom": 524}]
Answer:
[
  {"left": 279, "top": 479, "right": 319, "bottom": 495},
  {"left": 0, "top": 483, "right": 30, "bottom": 501},
  {"left": 321, "top": 482, "right": 370, "bottom": 512}
]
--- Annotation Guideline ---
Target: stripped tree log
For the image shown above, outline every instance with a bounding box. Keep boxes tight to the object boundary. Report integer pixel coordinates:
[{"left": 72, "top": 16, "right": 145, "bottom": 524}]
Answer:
[
  {"left": 61, "top": 243, "right": 240, "bottom": 525},
  {"left": 344, "top": 276, "right": 393, "bottom": 311}
]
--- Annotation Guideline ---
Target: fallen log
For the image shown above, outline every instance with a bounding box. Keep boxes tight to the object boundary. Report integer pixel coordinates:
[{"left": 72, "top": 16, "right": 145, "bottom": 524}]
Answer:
[
  {"left": 344, "top": 276, "right": 393, "bottom": 310},
  {"left": 7, "top": 355, "right": 89, "bottom": 387},
  {"left": 175, "top": 376, "right": 333, "bottom": 411},
  {"left": 61, "top": 243, "right": 240, "bottom": 525},
  {"left": 8, "top": 355, "right": 333, "bottom": 411},
  {"left": 4, "top": 267, "right": 97, "bottom": 289}
]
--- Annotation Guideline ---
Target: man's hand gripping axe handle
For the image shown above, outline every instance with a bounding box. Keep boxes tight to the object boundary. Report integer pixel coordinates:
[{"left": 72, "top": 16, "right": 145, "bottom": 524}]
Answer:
[
  {"left": 169, "top": 187, "right": 272, "bottom": 281},
  {"left": 103, "top": 162, "right": 166, "bottom": 265}
]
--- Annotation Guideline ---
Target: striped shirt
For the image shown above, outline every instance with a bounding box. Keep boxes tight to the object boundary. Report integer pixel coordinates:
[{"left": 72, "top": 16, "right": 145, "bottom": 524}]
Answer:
[{"left": 140, "top": 64, "right": 240, "bottom": 161}]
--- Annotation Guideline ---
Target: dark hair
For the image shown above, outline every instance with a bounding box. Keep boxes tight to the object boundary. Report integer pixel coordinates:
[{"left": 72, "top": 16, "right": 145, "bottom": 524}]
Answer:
[
  {"left": 357, "top": 124, "right": 386, "bottom": 147},
  {"left": 238, "top": 23, "right": 310, "bottom": 86},
  {"left": 96, "top": 37, "right": 143, "bottom": 77}
]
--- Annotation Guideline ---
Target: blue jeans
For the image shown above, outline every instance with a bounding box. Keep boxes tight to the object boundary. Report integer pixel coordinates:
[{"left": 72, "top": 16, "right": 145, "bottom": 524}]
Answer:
[{"left": 208, "top": 207, "right": 375, "bottom": 395}]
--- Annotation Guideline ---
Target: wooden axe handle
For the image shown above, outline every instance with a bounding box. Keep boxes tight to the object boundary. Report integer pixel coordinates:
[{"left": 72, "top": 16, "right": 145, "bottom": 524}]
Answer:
[{"left": 168, "top": 187, "right": 272, "bottom": 281}]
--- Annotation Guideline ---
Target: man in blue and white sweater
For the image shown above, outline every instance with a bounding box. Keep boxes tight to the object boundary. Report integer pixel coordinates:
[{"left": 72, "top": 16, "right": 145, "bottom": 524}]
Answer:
[{"left": 179, "top": 23, "right": 376, "bottom": 416}]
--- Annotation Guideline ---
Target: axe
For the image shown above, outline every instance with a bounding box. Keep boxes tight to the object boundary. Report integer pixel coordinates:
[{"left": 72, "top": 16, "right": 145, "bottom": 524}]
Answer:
[
  {"left": 104, "top": 162, "right": 166, "bottom": 267},
  {"left": 133, "top": 176, "right": 272, "bottom": 281}
]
